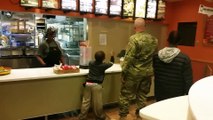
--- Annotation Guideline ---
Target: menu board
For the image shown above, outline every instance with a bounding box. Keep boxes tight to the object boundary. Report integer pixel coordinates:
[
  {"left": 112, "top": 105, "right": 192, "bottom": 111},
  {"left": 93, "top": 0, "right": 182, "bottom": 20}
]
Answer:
[
  {"left": 95, "top": 0, "right": 109, "bottom": 15},
  {"left": 109, "top": 0, "right": 122, "bottom": 16},
  {"left": 79, "top": 0, "right": 93, "bottom": 13},
  {"left": 42, "top": 0, "right": 59, "bottom": 9},
  {"left": 146, "top": 0, "right": 157, "bottom": 19},
  {"left": 135, "top": 0, "right": 147, "bottom": 18},
  {"left": 157, "top": 0, "right": 166, "bottom": 19},
  {"left": 122, "top": 0, "right": 134, "bottom": 17},
  {"left": 61, "top": 0, "right": 77, "bottom": 11},
  {"left": 20, "top": 0, "right": 39, "bottom": 7}
]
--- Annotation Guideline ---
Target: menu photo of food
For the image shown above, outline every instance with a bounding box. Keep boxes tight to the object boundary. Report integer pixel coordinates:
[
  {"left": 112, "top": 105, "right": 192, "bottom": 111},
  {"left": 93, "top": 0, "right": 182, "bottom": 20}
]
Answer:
[
  {"left": 61, "top": 0, "right": 77, "bottom": 11},
  {"left": 20, "top": 0, "right": 39, "bottom": 7},
  {"left": 79, "top": 0, "right": 93, "bottom": 13},
  {"left": 157, "top": 0, "right": 166, "bottom": 19},
  {"left": 146, "top": 0, "right": 157, "bottom": 19},
  {"left": 42, "top": 0, "right": 59, "bottom": 9},
  {"left": 109, "top": 0, "right": 122, "bottom": 16},
  {"left": 95, "top": 0, "right": 108, "bottom": 15},
  {"left": 135, "top": 0, "right": 147, "bottom": 18},
  {"left": 122, "top": 0, "right": 134, "bottom": 17}
]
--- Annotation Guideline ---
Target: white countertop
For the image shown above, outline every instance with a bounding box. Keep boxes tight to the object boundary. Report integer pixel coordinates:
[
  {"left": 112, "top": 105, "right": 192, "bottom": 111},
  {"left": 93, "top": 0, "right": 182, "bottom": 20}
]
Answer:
[
  {"left": 139, "top": 95, "right": 190, "bottom": 120},
  {"left": 188, "top": 75, "right": 213, "bottom": 120},
  {"left": 0, "top": 64, "right": 122, "bottom": 83}
]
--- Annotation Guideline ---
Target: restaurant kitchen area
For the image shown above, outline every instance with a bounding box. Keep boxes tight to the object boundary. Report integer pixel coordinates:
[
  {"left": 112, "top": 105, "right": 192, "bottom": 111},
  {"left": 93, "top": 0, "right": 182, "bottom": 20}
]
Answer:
[{"left": 0, "top": 10, "right": 88, "bottom": 68}]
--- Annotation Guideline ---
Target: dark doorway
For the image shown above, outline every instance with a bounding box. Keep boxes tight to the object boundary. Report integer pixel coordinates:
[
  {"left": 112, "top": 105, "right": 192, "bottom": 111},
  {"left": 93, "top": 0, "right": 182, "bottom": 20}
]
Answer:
[{"left": 178, "top": 22, "right": 197, "bottom": 46}]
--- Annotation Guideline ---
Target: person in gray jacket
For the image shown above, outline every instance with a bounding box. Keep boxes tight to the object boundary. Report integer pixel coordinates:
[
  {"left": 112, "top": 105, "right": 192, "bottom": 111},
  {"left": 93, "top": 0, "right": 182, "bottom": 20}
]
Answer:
[{"left": 153, "top": 30, "right": 193, "bottom": 101}]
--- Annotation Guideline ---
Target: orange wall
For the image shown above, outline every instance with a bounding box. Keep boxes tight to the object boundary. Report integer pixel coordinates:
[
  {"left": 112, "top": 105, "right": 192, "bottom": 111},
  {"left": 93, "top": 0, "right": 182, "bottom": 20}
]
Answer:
[
  {"left": 1, "top": 0, "right": 213, "bottom": 81},
  {"left": 166, "top": 0, "right": 213, "bottom": 82}
]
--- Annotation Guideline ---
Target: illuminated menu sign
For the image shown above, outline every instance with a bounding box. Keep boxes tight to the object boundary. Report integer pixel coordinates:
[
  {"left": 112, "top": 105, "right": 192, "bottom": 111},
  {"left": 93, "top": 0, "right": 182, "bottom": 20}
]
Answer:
[
  {"left": 20, "top": 0, "right": 38, "bottom": 7},
  {"left": 95, "top": 0, "right": 108, "bottom": 15},
  {"left": 157, "top": 0, "right": 166, "bottom": 19},
  {"left": 122, "top": 0, "right": 134, "bottom": 17},
  {"left": 146, "top": 0, "right": 157, "bottom": 19},
  {"left": 79, "top": 0, "right": 93, "bottom": 13},
  {"left": 42, "top": 0, "right": 59, "bottom": 9},
  {"left": 135, "top": 0, "right": 147, "bottom": 18},
  {"left": 109, "top": 0, "right": 122, "bottom": 16},
  {"left": 61, "top": 0, "right": 77, "bottom": 11}
]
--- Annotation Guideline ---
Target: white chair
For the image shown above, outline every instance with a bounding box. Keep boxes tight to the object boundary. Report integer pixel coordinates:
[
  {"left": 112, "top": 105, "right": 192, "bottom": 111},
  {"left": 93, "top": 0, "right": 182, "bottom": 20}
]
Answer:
[{"left": 139, "top": 95, "right": 191, "bottom": 120}]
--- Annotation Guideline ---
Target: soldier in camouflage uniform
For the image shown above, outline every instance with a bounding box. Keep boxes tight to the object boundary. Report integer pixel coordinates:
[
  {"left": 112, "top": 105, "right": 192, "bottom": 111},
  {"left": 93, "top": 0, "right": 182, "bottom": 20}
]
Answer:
[{"left": 119, "top": 18, "right": 158, "bottom": 120}]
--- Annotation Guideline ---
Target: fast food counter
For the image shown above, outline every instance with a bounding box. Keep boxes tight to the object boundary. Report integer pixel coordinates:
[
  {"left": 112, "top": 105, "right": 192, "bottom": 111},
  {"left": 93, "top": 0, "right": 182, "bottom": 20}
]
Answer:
[{"left": 0, "top": 64, "right": 122, "bottom": 120}]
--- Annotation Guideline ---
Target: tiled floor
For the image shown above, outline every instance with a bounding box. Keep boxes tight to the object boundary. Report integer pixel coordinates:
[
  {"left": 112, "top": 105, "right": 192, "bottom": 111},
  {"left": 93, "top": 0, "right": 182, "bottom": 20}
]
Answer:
[{"left": 59, "top": 99, "right": 156, "bottom": 120}]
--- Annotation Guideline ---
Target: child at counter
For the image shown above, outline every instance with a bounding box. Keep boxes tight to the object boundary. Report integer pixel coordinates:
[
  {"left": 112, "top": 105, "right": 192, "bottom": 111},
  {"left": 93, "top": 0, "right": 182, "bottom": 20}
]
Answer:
[{"left": 78, "top": 50, "right": 114, "bottom": 120}]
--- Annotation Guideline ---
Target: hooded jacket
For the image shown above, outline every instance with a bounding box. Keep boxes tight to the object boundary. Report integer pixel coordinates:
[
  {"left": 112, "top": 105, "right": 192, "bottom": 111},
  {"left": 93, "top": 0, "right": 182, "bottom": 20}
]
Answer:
[{"left": 153, "top": 47, "right": 193, "bottom": 101}]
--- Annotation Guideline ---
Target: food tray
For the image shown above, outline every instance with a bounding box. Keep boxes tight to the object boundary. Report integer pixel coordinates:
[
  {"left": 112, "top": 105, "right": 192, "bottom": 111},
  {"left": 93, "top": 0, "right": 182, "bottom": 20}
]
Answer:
[
  {"left": 53, "top": 68, "right": 80, "bottom": 74},
  {"left": 0, "top": 67, "right": 11, "bottom": 76}
]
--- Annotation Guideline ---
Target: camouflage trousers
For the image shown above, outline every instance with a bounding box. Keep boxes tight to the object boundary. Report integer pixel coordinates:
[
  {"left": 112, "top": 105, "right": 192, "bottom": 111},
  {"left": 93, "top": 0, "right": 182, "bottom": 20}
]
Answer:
[{"left": 118, "top": 75, "right": 152, "bottom": 117}]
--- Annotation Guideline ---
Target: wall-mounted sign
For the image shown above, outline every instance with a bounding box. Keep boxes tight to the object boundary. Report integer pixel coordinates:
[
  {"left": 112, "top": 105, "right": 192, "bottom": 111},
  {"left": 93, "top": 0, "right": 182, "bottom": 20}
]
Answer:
[
  {"left": 61, "top": 0, "right": 78, "bottom": 11},
  {"left": 79, "top": 0, "right": 93, "bottom": 13},
  {"left": 109, "top": 0, "right": 122, "bottom": 16},
  {"left": 20, "top": 0, "right": 39, "bottom": 7},
  {"left": 135, "top": 0, "right": 147, "bottom": 18},
  {"left": 204, "top": 16, "right": 213, "bottom": 44},
  {"left": 198, "top": 4, "right": 213, "bottom": 17},
  {"left": 146, "top": 0, "right": 157, "bottom": 19},
  {"left": 42, "top": 0, "right": 59, "bottom": 9},
  {"left": 95, "top": 0, "right": 109, "bottom": 15},
  {"left": 122, "top": 0, "right": 134, "bottom": 18}
]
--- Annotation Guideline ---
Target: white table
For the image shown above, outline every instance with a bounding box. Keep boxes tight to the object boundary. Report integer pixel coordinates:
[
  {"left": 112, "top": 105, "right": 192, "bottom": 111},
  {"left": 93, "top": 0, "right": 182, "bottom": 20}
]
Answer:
[
  {"left": 188, "top": 75, "right": 213, "bottom": 120},
  {"left": 139, "top": 95, "right": 191, "bottom": 120}
]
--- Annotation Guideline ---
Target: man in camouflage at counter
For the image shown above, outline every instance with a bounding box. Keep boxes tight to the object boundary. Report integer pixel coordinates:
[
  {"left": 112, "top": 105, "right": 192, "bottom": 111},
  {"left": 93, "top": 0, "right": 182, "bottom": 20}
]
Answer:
[{"left": 119, "top": 18, "right": 158, "bottom": 120}]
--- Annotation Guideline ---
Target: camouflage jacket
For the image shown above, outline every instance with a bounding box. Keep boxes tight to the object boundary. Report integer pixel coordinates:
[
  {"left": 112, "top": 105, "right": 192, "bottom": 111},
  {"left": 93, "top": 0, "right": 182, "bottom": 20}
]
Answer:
[{"left": 122, "top": 32, "right": 158, "bottom": 77}]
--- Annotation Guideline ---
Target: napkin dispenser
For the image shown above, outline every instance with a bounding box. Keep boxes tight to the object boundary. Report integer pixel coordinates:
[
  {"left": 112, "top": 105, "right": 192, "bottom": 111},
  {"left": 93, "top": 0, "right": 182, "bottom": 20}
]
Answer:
[{"left": 79, "top": 47, "right": 92, "bottom": 69}]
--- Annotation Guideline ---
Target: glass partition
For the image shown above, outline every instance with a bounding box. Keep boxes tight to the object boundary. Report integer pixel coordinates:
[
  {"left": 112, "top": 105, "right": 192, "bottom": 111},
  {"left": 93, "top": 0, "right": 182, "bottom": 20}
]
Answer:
[
  {"left": 43, "top": 16, "right": 87, "bottom": 65},
  {"left": 1, "top": 11, "right": 35, "bottom": 48},
  {"left": 0, "top": 10, "right": 88, "bottom": 67}
]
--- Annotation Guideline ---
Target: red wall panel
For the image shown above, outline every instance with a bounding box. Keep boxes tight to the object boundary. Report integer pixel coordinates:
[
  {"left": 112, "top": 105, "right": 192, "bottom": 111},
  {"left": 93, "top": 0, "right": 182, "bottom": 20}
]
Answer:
[{"left": 166, "top": 0, "right": 213, "bottom": 82}]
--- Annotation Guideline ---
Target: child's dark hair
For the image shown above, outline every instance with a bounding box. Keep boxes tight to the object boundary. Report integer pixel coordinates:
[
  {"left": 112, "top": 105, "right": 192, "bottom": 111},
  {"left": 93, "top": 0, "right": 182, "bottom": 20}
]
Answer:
[
  {"left": 167, "top": 31, "right": 181, "bottom": 46},
  {"left": 95, "top": 51, "right": 105, "bottom": 63}
]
